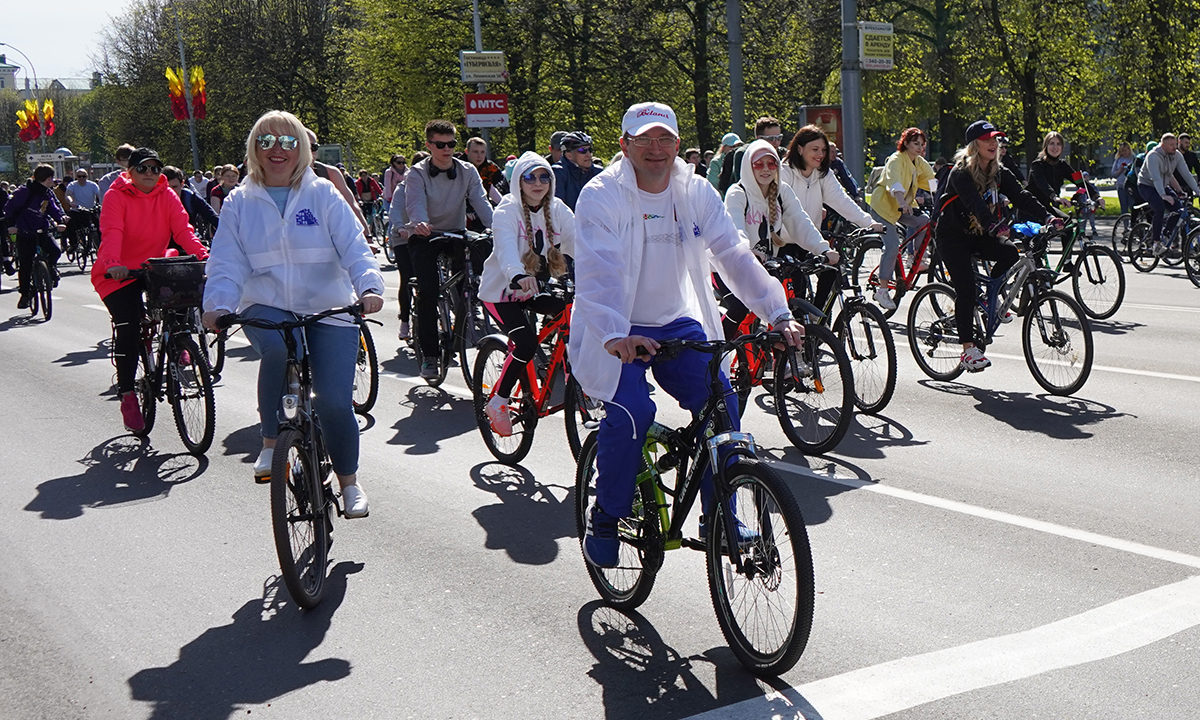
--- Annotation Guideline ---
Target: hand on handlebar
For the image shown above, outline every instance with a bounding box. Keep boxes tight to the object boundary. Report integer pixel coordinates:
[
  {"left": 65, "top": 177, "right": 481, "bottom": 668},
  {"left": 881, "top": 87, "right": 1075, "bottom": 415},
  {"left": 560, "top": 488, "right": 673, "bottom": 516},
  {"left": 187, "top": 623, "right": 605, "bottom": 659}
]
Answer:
[
  {"left": 107, "top": 265, "right": 130, "bottom": 280},
  {"left": 413, "top": 222, "right": 433, "bottom": 236},
  {"left": 869, "top": 222, "right": 885, "bottom": 233},
  {"left": 823, "top": 249, "right": 840, "bottom": 265},
  {"left": 360, "top": 293, "right": 384, "bottom": 314},
  {"left": 606, "top": 335, "right": 659, "bottom": 363},
  {"left": 202, "top": 310, "right": 229, "bottom": 332},
  {"left": 774, "top": 319, "right": 805, "bottom": 348}
]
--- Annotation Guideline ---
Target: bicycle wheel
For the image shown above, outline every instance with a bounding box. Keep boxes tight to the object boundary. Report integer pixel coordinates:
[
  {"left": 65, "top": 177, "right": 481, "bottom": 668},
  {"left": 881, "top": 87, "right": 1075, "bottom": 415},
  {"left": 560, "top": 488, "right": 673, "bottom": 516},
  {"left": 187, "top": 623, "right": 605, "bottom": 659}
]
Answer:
[
  {"left": 428, "top": 296, "right": 453, "bottom": 387},
  {"left": 1071, "top": 245, "right": 1125, "bottom": 320},
  {"left": 271, "top": 428, "right": 330, "bottom": 609},
  {"left": 1022, "top": 291, "right": 1093, "bottom": 396},
  {"left": 455, "top": 304, "right": 475, "bottom": 391},
  {"left": 168, "top": 336, "right": 216, "bottom": 455},
  {"left": 773, "top": 324, "right": 853, "bottom": 455},
  {"left": 75, "top": 232, "right": 89, "bottom": 271},
  {"left": 352, "top": 324, "right": 379, "bottom": 414},
  {"left": 1110, "top": 213, "right": 1131, "bottom": 258},
  {"left": 906, "top": 282, "right": 966, "bottom": 382},
  {"left": 473, "top": 336, "right": 538, "bottom": 464},
  {"left": 209, "top": 330, "right": 227, "bottom": 377},
  {"left": 574, "top": 432, "right": 662, "bottom": 610},
  {"left": 564, "top": 376, "right": 605, "bottom": 461},
  {"left": 729, "top": 345, "right": 756, "bottom": 419},
  {"left": 133, "top": 343, "right": 157, "bottom": 438},
  {"left": 834, "top": 302, "right": 897, "bottom": 414},
  {"left": 851, "top": 237, "right": 882, "bottom": 290},
  {"left": 1183, "top": 228, "right": 1200, "bottom": 289},
  {"left": 1128, "top": 222, "right": 1159, "bottom": 273},
  {"left": 707, "top": 460, "right": 814, "bottom": 676},
  {"left": 33, "top": 259, "right": 52, "bottom": 321}
]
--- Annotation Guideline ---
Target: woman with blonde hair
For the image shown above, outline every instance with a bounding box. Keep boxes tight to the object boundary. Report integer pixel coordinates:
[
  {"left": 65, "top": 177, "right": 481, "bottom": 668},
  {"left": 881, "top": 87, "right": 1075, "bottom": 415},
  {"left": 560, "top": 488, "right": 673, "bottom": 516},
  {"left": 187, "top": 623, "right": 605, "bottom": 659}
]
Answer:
[
  {"left": 202, "top": 110, "right": 385, "bottom": 517},
  {"left": 936, "top": 121, "right": 1063, "bottom": 372},
  {"left": 476, "top": 151, "right": 576, "bottom": 436}
]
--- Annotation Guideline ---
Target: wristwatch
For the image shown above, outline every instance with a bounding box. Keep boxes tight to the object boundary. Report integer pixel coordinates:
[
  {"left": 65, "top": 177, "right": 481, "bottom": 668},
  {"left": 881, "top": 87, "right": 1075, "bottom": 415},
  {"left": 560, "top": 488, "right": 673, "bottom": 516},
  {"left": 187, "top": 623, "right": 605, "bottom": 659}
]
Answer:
[{"left": 770, "top": 310, "right": 794, "bottom": 326}]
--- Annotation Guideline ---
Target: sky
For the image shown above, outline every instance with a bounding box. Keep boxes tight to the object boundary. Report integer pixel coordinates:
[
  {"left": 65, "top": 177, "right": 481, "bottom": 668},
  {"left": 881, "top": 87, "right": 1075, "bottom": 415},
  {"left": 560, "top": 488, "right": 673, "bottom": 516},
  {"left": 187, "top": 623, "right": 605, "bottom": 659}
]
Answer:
[{"left": 4, "top": 1, "right": 122, "bottom": 81}]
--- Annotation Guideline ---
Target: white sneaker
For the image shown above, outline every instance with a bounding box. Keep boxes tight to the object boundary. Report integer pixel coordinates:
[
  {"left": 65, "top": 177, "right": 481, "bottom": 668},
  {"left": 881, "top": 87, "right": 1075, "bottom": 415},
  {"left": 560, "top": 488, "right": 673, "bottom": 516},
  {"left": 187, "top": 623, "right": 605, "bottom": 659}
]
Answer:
[
  {"left": 398, "top": 321, "right": 410, "bottom": 340},
  {"left": 486, "top": 395, "right": 513, "bottom": 437},
  {"left": 960, "top": 346, "right": 991, "bottom": 372},
  {"left": 253, "top": 447, "right": 273, "bottom": 483},
  {"left": 873, "top": 287, "right": 897, "bottom": 311},
  {"left": 342, "top": 484, "right": 369, "bottom": 518}
]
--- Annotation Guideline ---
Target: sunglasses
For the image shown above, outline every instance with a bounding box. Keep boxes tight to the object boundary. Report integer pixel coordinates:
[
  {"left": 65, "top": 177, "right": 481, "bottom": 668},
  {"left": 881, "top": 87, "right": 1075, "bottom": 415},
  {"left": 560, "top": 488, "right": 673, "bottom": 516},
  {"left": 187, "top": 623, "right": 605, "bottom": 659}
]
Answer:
[
  {"left": 626, "top": 135, "right": 678, "bottom": 148},
  {"left": 134, "top": 164, "right": 163, "bottom": 175},
  {"left": 751, "top": 158, "right": 779, "bottom": 170},
  {"left": 571, "top": 146, "right": 593, "bottom": 154},
  {"left": 75, "top": 175, "right": 88, "bottom": 179},
  {"left": 429, "top": 140, "right": 457, "bottom": 149},
  {"left": 757, "top": 134, "right": 784, "bottom": 142},
  {"left": 521, "top": 171, "right": 552, "bottom": 184},
  {"left": 256, "top": 134, "right": 299, "bottom": 151}
]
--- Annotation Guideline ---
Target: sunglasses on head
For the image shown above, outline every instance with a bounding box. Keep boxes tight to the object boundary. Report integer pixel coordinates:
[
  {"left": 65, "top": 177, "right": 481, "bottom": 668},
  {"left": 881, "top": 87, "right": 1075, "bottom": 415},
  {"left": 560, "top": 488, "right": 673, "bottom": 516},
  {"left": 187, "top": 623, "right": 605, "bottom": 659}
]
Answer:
[
  {"left": 429, "top": 139, "right": 457, "bottom": 149},
  {"left": 134, "top": 164, "right": 163, "bottom": 175},
  {"left": 256, "top": 134, "right": 299, "bottom": 151},
  {"left": 751, "top": 158, "right": 779, "bottom": 170},
  {"left": 521, "top": 171, "right": 552, "bottom": 184}
]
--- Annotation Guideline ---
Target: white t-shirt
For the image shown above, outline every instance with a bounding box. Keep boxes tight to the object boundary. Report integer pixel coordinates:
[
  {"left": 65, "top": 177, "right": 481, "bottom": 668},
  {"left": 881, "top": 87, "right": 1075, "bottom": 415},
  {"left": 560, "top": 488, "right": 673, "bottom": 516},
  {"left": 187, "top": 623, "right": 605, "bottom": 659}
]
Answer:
[{"left": 630, "top": 187, "right": 702, "bottom": 327}]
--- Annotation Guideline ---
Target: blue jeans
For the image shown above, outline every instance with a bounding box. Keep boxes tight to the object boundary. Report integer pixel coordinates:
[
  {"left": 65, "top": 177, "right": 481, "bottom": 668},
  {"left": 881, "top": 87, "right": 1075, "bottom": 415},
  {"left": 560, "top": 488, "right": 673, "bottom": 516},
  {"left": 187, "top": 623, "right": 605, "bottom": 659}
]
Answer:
[
  {"left": 870, "top": 207, "right": 901, "bottom": 283},
  {"left": 1116, "top": 182, "right": 1131, "bottom": 216},
  {"left": 1139, "top": 185, "right": 1179, "bottom": 245},
  {"left": 595, "top": 317, "right": 737, "bottom": 518},
  {"left": 243, "top": 304, "right": 362, "bottom": 475}
]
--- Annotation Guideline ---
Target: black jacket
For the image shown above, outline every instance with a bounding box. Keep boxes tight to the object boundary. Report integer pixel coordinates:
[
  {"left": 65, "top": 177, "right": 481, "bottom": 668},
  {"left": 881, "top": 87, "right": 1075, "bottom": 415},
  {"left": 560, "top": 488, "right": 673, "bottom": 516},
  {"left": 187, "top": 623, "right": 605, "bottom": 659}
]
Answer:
[
  {"left": 1026, "top": 157, "right": 1097, "bottom": 210},
  {"left": 181, "top": 188, "right": 219, "bottom": 231},
  {"left": 1000, "top": 154, "right": 1025, "bottom": 183},
  {"left": 937, "top": 166, "right": 1061, "bottom": 241}
]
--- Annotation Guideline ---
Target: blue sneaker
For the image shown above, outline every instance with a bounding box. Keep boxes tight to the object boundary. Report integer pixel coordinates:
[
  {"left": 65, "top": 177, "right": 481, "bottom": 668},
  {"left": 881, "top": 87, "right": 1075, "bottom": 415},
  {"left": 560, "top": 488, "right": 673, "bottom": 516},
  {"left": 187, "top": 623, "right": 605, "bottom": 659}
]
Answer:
[
  {"left": 699, "top": 516, "right": 761, "bottom": 548},
  {"left": 583, "top": 503, "right": 620, "bottom": 568}
]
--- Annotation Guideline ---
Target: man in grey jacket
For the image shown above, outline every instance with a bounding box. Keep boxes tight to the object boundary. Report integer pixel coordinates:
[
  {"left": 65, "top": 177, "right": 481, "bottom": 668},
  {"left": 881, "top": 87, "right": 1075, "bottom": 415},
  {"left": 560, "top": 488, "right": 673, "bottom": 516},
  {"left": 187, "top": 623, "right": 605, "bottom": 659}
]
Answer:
[
  {"left": 1137, "top": 133, "right": 1200, "bottom": 255},
  {"left": 405, "top": 119, "right": 494, "bottom": 378}
]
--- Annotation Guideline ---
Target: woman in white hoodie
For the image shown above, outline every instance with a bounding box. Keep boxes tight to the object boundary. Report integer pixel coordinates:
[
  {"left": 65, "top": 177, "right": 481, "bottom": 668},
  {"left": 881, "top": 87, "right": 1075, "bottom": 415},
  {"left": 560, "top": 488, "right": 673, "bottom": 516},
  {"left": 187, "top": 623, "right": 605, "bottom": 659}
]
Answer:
[
  {"left": 477, "top": 151, "right": 577, "bottom": 436},
  {"left": 720, "top": 140, "right": 838, "bottom": 338},
  {"left": 202, "top": 110, "right": 384, "bottom": 518}
]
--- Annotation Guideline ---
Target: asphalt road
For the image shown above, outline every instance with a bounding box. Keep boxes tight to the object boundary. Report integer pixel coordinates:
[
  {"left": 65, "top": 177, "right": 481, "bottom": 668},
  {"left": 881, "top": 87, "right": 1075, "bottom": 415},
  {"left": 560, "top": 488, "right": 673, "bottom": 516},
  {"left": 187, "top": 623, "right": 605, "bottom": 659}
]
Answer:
[{"left": 1, "top": 240, "right": 1197, "bottom": 720}]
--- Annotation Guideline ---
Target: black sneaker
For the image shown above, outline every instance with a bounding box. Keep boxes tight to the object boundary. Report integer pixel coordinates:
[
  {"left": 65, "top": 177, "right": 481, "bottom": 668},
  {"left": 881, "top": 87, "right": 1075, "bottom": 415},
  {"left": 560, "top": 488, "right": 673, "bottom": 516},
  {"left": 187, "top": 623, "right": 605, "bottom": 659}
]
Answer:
[
  {"left": 16, "top": 294, "right": 29, "bottom": 310},
  {"left": 419, "top": 359, "right": 440, "bottom": 379},
  {"left": 583, "top": 503, "right": 620, "bottom": 568}
]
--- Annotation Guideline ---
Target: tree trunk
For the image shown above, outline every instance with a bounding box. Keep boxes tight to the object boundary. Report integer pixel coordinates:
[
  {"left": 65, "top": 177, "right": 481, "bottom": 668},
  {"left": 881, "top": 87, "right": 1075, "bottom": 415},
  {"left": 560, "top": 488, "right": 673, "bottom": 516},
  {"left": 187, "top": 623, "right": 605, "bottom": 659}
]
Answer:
[{"left": 693, "top": 0, "right": 713, "bottom": 151}]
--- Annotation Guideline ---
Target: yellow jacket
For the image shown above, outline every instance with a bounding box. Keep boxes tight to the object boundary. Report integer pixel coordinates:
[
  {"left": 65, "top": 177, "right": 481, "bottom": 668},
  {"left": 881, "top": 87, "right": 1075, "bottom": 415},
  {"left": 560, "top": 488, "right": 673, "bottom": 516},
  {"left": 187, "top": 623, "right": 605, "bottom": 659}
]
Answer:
[{"left": 869, "top": 151, "right": 935, "bottom": 224}]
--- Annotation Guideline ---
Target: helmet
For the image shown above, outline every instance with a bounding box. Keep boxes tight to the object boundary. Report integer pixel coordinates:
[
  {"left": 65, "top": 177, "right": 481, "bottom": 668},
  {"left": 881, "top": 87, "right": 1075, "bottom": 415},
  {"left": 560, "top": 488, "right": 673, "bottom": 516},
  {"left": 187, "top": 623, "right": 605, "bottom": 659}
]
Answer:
[{"left": 561, "top": 131, "right": 594, "bottom": 151}]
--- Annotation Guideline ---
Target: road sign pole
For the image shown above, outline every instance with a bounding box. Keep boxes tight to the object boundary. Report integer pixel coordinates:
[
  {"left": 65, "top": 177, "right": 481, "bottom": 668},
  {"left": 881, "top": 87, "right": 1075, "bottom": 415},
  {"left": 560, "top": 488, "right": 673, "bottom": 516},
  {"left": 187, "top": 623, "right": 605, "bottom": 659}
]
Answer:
[
  {"left": 841, "top": 0, "right": 864, "bottom": 185},
  {"left": 472, "top": 0, "right": 490, "bottom": 151}
]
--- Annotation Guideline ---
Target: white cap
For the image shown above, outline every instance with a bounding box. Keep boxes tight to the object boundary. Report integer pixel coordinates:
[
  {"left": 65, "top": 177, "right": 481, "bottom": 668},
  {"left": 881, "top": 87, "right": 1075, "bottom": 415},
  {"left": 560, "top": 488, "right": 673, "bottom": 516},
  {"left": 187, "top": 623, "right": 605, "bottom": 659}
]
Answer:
[{"left": 621, "top": 102, "right": 679, "bottom": 137}]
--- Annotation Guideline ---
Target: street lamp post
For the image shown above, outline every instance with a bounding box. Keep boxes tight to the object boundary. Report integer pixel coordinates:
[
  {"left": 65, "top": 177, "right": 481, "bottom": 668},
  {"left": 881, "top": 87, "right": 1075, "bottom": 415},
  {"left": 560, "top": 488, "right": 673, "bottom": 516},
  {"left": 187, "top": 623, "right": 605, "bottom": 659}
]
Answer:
[
  {"left": 0, "top": 41, "right": 47, "bottom": 153},
  {"left": 171, "top": 3, "right": 202, "bottom": 171}
]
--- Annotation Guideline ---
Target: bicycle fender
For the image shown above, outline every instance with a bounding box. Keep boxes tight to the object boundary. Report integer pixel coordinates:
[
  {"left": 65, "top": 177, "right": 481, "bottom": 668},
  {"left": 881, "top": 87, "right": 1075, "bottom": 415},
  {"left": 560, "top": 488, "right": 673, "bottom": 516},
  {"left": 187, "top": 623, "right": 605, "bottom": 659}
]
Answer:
[
  {"left": 787, "top": 297, "right": 826, "bottom": 322},
  {"left": 480, "top": 332, "right": 510, "bottom": 347}
]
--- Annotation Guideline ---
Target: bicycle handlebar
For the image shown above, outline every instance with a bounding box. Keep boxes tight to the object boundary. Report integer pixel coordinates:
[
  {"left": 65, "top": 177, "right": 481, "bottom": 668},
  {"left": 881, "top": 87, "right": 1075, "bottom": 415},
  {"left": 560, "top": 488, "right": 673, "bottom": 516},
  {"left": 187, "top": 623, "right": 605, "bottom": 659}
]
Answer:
[{"left": 215, "top": 304, "right": 366, "bottom": 331}]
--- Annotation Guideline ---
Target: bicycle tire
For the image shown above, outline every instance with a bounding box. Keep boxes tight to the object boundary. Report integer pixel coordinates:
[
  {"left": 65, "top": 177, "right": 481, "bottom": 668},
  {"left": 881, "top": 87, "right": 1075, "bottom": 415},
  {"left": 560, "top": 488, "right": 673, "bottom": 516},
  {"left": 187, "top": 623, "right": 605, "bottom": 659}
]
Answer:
[
  {"left": 133, "top": 343, "right": 157, "bottom": 438},
  {"left": 1183, "top": 227, "right": 1200, "bottom": 289},
  {"left": 168, "top": 336, "right": 216, "bottom": 455},
  {"left": 473, "top": 336, "right": 538, "bottom": 464},
  {"left": 906, "top": 282, "right": 966, "bottom": 382},
  {"left": 773, "top": 324, "right": 853, "bottom": 455},
  {"left": 1022, "top": 291, "right": 1093, "bottom": 396},
  {"left": 352, "top": 324, "right": 379, "bottom": 414},
  {"left": 27, "top": 266, "right": 40, "bottom": 317},
  {"left": 706, "top": 460, "right": 814, "bottom": 676},
  {"left": 564, "top": 376, "right": 605, "bottom": 461},
  {"left": 574, "top": 432, "right": 662, "bottom": 610},
  {"left": 1110, "top": 214, "right": 1131, "bottom": 259},
  {"left": 851, "top": 237, "right": 882, "bottom": 290},
  {"left": 34, "top": 260, "right": 52, "bottom": 321},
  {"left": 75, "top": 232, "right": 89, "bottom": 271},
  {"left": 271, "top": 428, "right": 329, "bottom": 609},
  {"left": 210, "top": 330, "right": 227, "bottom": 376},
  {"left": 455, "top": 305, "right": 474, "bottom": 391},
  {"left": 834, "top": 302, "right": 897, "bottom": 414},
  {"left": 427, "top": 295, "right": 453, "bottom": 387},
  {"left": 1071, "top": 245, "right": 1125, "bottom": 320},
  {"left": 383, "top": 242, "right": 396, "bottom": 265},
  {"left": 1128, "top": 222, "right": 1159, "bottom": 272},
  {"left": 729, "top": 345, "right": 756, "bottom": 419}
]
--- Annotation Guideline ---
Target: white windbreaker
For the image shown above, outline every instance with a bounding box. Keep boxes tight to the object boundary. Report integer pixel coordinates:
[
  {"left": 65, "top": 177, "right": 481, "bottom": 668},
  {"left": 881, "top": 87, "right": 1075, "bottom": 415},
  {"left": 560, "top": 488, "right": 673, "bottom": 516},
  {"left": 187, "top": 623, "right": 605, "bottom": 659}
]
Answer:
[
  {"left": 570, "top": 155, "right": 790, "bottom": 402},
  {"left": 478, "top": 152, "right": 577, "bottom": 303},
  {"left": 779, "top": 160, "right": 874, "bottom": 230},
  {"left": 202, "top": 167, "right": 384, "bottom": 318},
  {"left": 724, "top": 140, "right": 829, "bottom": 258}
]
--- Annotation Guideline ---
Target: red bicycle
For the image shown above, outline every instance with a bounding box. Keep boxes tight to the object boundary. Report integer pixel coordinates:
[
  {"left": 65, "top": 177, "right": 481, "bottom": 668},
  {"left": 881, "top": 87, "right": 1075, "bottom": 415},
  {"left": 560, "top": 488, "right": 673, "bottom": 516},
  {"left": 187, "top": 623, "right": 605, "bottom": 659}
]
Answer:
[
  {"left": 855, "top": 218, "right": 947, "bottom": 318},
  {"left": 472, "top": 278, "right": 604, "bottom": 464}
]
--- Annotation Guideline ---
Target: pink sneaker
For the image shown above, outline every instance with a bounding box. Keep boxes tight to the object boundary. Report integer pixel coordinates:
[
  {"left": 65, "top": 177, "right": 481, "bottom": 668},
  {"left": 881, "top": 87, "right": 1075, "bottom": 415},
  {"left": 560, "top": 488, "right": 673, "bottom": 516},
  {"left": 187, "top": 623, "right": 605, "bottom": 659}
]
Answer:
[
  {"left": 121, "top": 392, "right": 145, "bottom": 432},
  {"left": 485, "top": 395, "right": 513, "bottom": 437}
]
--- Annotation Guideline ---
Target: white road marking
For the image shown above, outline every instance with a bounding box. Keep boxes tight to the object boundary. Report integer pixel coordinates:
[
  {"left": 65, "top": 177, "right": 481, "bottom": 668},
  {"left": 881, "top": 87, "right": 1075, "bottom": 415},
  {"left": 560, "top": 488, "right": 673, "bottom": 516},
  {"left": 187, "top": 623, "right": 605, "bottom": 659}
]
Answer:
[
  {"left": 1123, "top": 302, "right": 1200, "bottom": 313},
  {"left": 768, "top": 459, "right": 1200, "bottom": 569},
  {"left": 381, "top": 371, "right": 474, "bottom": 400},
  {"left": 683, "top": 575, "right": 1200, "bottom": 720},
  {"left": 83, "top": 304, "right": 107, "bottom": 312}
]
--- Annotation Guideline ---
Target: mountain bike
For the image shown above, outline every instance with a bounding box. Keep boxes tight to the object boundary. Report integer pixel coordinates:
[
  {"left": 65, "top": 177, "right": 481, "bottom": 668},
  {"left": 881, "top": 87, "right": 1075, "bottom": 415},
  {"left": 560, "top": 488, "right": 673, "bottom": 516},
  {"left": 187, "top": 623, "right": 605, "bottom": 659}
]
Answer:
[
  {"left": 352, "top": 322, "right": 380, "bottom": 414},
  {"left": 1109, "top": 201, "right": 1149, "bottom": 261},
  {"left": 855, "top": 218, "right": 946, "bottom": 318},
  {"left": 906, "top": 234, "right": 1094, "bottom": 396},
  {"left": 574, "top": 330, "right": 815, "bottom": 676},
  {"left": 108, "top": 257, "right": 216, "bottom": 454},
  {"left": 473, "top": 278, "right": 603, "bottom": 463},
  {"left": 1127, "top": 198, "right": 1200, "bottom": 273},
  {"left": 65, "top": 208, "right": 99, "bottom": 271},
  {"left": 26, "top": 236, "right": 55, "bottom": 321},
  {"left": 216, "top": 304, "right": 368, "bottom": 609},
  {"left": 1026, "top": 195, "right": 1125, "bottom": 320}
]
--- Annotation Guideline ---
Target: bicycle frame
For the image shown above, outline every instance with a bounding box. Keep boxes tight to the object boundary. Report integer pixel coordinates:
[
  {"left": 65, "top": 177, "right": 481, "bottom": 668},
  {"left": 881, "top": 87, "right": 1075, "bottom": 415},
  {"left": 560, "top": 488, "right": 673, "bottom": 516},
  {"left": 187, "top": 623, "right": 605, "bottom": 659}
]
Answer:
[
  {"left": 894, "top": 222, "right": 935, "bottom": 291},
  {"left": 516, "top": 303, "right": 574, "bottom": 416}
]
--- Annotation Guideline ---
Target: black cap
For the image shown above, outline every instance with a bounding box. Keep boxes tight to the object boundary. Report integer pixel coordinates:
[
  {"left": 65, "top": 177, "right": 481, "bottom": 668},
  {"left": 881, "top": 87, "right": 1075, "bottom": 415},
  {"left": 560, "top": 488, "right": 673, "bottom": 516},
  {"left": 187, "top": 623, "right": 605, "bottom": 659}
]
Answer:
[
  {"left": 561, "top": 131, "right": 594, "bottom": 151},
  {"left": 549, "top": 131, "right": 569, "bottom": 150},
  {"left": 965, "top": 120, "right": 1005, "bottom": 145},
  {"left": 128, "top": 147, "right": 161, "bottom": 167}
]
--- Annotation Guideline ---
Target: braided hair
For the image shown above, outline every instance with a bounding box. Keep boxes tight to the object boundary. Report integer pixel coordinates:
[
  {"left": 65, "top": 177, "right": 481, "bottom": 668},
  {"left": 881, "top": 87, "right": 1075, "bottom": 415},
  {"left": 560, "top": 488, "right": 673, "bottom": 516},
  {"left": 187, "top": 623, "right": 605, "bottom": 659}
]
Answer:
[
  {"left": 519, "top": 193, "right": 568, "bottom": 277},
  {"left": 766, "top": 179, "right": 784, "bottom": 246}
]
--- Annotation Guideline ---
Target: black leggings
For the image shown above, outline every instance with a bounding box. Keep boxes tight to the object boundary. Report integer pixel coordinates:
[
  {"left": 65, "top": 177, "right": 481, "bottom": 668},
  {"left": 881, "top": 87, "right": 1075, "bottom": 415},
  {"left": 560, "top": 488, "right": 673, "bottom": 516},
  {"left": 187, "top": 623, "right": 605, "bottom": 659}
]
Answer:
[
  {"left": 393, "top": 243, "right": 413, "bottom": 321},
  {"left": 102, "top": 281, "right": 146, "bottom": 394},
  {"left": 939, "top": 234, "right": 1018, "bottom": 346},
  {"left": 407, "top": 235, "right": 485, "bottom": 359},
  {"left": 484, "top": 296, "right": 566, "bottom": 398},
  {"left": 16, "top": 232, "right": 61, "bottom": 295}
]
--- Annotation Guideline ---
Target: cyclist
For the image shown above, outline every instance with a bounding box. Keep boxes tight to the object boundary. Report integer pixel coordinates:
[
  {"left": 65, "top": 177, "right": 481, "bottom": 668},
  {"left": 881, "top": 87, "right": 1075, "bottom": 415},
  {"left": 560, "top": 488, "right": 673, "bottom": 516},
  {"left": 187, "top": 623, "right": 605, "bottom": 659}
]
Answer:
[
  {"left": 383, "top": 154, "right": 407, "bottom": 216},
  {"left": 998, "top": 137, "right": 1024, "bottom": 183},
  {"left": 201, "top": 111, "right": 384, "bottom": 518},
  {"left": 404, "top": 119, "right": 494, "bottom": 379},
  {"left": 570, "top": 102, "right": 804, "bottom": 568},
  {"left": 462, "top": 137, "right": 505, "bottom": 232},
  {"left": 1137, "top": 133, "right": 1200, "bottom": 256},
  {"left": 389, "top": 151, "right": 427, "bottom": 341},
  {"left": 65, "top": 169, "right": 102, "bottom": 254},
  {"left": 936, "top": 121, "right": 1064, "bottom": 372},
  {"left": 92, "top": 148, "right": 209, "bottom": 431},
  {"left": 721, "top": 138, "right": 837, "bottom": 338},
  {"left": 162, "top": 166, "right": 220, "bottom": 238},
  {"left": 98, "top": 144, "right": 136, "bottom": 198},
  {"left": 1020, "top": 131, "right": 1102, "bottom": 222},
  {"left": 552, "top": 132, "right": 603, "bottom": 212},
  {"left": 304, "top": 130, "right": 371, "bottom": 234},
  {"left": 355, "top": 169, "right": 384, "bottom": 238},
  {"left": 477, "top": 151, "right": 577, "bottom": 435},
  {"left": 3, "top": 164, "right": 66, "bottom": 310},
  {"left": 717, "top": 116, "right": 784, "bottom": 196},
  {"left": 868, "top": 127, "right": 935, "bottom": 310}
]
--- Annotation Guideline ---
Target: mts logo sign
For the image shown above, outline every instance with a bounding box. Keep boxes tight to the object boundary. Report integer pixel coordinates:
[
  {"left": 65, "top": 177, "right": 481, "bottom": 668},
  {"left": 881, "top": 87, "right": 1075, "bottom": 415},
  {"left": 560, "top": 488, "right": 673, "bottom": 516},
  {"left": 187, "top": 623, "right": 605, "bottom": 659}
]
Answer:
[{"left": 465, "top": 94, "right": 510, "bottom": 128}]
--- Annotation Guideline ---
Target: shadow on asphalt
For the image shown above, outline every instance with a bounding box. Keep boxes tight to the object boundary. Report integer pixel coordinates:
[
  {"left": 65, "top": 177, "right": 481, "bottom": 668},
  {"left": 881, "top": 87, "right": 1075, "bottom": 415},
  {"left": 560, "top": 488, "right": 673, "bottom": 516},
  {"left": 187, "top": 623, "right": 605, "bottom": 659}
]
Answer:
[
  {"left": 23, "top": 436, "right": 207, "bottom": 520},
  {"left": 829, "top": 413, "right": 928, "bottom": 460},
  {"left": 578, "top": 602, "right": 818, "bottom": 720},
  {"left": 388, "top": 385, "right": 476, "bottom": 454},
  {"left": 918, "top": 379, "right": 1132, "bottom": 438},
  {"left": 469, "top": 462, "right": 575, "bottom": 565},
  {"left": 52, "top": 337, "right": 112, "bottom": 367},
  {"left": 1087, "top": 318, "right": 1146, "bottom": 336},
  {"left": 128, "top": 562, "right": 362, "bottom": 720},
  {"left": 220, "top": 424, "right": 264, "bottom": 464}
]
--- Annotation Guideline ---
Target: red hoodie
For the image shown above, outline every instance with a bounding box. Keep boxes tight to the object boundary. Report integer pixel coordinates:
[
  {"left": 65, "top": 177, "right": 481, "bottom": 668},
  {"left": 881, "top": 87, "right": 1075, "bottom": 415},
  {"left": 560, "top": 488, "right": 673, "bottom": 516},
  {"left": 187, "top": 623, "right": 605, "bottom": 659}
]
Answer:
[{"left": 92, "top": 172, "right": 208, "bottom": 300}]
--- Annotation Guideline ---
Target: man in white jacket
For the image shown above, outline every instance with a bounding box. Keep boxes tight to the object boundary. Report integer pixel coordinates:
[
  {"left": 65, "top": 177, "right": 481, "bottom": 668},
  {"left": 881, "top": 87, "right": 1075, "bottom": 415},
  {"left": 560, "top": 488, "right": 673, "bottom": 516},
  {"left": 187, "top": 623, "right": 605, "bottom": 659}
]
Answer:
[{"left": 570, "top": 102, "right": 805, "bottom": 568}]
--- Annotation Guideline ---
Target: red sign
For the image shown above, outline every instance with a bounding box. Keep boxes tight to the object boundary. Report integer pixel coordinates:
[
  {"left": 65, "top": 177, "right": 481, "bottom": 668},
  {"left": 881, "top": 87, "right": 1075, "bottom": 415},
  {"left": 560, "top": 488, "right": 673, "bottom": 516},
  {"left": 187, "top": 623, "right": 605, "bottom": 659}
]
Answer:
[
  {"left": 800, "top": 105, "right": 843, "bottom": 151},
  {"left": 465, "top": 93, "right": 510, "bottom": 128}
]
